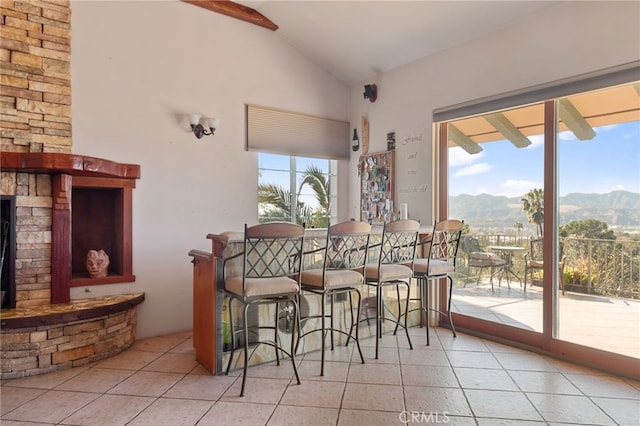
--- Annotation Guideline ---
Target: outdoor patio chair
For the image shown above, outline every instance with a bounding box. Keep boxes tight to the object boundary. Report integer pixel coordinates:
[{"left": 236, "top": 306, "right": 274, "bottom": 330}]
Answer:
[
  {"left": 523, "top": 237, "right": 566, "bottom": 294},
  {"left": 460, "top": 236, "right": 507, "bottom": 291}
]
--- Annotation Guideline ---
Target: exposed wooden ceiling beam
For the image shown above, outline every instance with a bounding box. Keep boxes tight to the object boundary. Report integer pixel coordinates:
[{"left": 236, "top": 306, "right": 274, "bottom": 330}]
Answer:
[
  {"left": 484, "top": 112, "right": 532, "bottom": 148},
  {"left": 558, "top": 98, "right": 596, "bottom": 141},
  {"left": 182, "top": 0, "right": 278, "bottom": 31},
  {"left": 449, "top": 124, "right": 483, "bottom": 154}
]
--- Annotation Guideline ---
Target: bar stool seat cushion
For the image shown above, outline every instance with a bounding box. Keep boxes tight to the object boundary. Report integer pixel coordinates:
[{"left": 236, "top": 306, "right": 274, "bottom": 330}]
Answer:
[
  {"left": 225, "top": 276, "right": 299, "bottom": 298},
  {"left": 300, "top": 268, "right": 364, "bottom": 289},
  {"left": 364, "top": 263, "right": 412, "bottom": 281},
  {"left": 412, "top": 258, "right": 454, "bottom": 275}
]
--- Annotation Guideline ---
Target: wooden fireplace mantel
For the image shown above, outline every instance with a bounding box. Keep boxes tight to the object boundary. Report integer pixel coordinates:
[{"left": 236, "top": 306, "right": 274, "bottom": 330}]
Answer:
[
  {"left": 0, "top": 152, "right": 140, "bottom": 179},
  {"left": 1, "top": 151, "right": 141, "bottom": 304}
]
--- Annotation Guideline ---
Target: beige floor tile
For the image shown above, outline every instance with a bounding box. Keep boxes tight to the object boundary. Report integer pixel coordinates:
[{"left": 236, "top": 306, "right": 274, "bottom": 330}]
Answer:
[
  {"left": 2, "top": 390, "right": 99, "bottom": 424},
  {"left": 221, "top": 377, "right": 290, "bottom": 404},
  {"left": 163, "top": 330, "right": 193, "bottom": 340},
  {"left": 400, "top": 364, "right": 459, "bottom": 388},
  {"left": 592, "top": 396, "right": 640, "bottom": 426},
  {"left": 198, "top": 401, "right": 275, "bottom": 425},
  {"left": 493, "top": 352, "right": 558, "bottom": 372},
  {"left": 280, "top": 380, "right": 345, "bottom": 408},
  {"left": 438, "top": 334, "right": 489, "bottom": 352},
  {"left": 107, "top": 371, "right": 184, "bottom": 397},
  {"left": 298, "top": 359, "right": 349, "bottom": 382},
  {"left": 0, "top": 386, "right": 47, "bottom": 415},
  {"left": 60, "top": 394, "right": 154, "bottom": 426},
  {"left": 54, "top": 367, "right": 134, "bottom": 393},
  {"left": 162, "top": 373, "right": 236, "bottom": 400},
  {"left": 96, "top": 348, "right": 162, "bottom": 370},
  {"left": 399, "top": 348, "right": 450, "bottom": 366},
  {"left": 526, "top": 392, "right": 616, "bottom": 425},
  {"left": 465, "top": 389, "right": 543, "bottom": 421},
  {"left": 359, "top": 345, "right": 400, "bottom": 364},
  {"left": 403, "top": 327, "right": 445, "bottom": 350},
  {"left": 476, "top": 419, "right": 546, "bottom": 425},
  {"left": 245, "top": 360, "right": 297, "bottom": 379},
  {"left": 434, "top": 415, "right": 477, "bottom": 425},
  {"left": 446, "top": 350, "right": 502, "bottom": 369},
  {"left": 565, "top": 373, "right": 640, "bottom": 399},
  {"left": 337, "top": 408, "right": 405, "bottom": 425},
  {"left": 303, "top": 345, "right": 354, "bottom": 363},
  {"left": 341, "top": 382, "right": 404, "bottom": 412},
  {"left": 142, "top": 352, "right": 200, "bottom": 374},
  {"left": 268, "top": 405, "right": 338, "bottom": 426},
  {"left": 127, "top": 397, "right": 213, "bottom": 426},
  {"left": 131, "top": 336, "right": 186, "bottom": 353},
  {"left": 2, "top": 326, "right": 637, "bottom": 426},
  {"left": 507, "top": 370, "right": 581, "bottom": 395},
  {"left": 4, "top": 366, "right": 89, "bottom": 390},
  {"left": 404, "top": 385, "right": 473, "bottom": 416},
  {"left": 347, "top": 362, "right": 401, "bottom": 385},
  {"left": 455, "top": 367, "right": 519, "bottom": 391}
]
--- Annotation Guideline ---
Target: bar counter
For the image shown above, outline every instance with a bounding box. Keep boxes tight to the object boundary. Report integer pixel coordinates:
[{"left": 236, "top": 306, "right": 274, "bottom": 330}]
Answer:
[{"left": 188, "top": 226, "right": 431, "bottom": 375}]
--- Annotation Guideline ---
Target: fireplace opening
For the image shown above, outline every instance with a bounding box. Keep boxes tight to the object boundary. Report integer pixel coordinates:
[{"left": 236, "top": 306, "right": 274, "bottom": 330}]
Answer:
[{"left": 1, "top": 195, "right": 16, "bottom": 309}]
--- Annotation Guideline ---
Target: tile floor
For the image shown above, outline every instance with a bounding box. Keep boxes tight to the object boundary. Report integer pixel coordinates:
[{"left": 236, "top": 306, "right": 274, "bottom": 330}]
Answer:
[{"left": 1, "top": 327, "right": 639, "bottom": 425}]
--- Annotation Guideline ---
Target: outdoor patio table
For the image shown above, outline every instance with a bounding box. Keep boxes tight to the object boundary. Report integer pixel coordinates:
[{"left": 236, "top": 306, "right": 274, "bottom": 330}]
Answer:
[{"left": 489, "top": 245, "right": 525, "bottom": 284}]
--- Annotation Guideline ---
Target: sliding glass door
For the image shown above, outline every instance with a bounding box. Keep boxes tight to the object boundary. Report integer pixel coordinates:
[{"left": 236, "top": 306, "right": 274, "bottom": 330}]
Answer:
[
  {"left": 446, "top": 103, "right": 545, "bottom": 333},
  {"left": 439, "top": 80, "right": 639, "bottom": 376},
  {"left": 556, "top": 84, "right": 640, "bottom": 359}
]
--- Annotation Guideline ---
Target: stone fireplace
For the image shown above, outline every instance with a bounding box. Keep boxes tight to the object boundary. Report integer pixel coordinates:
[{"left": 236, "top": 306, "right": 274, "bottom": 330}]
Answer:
[
  {"left": 0, "top": 153, "right": 143, "bottom": 379},
  {"left": 1, "top": 152, "right": 140, "bottom": 308},
  {"left": 0, "top": 1, "right": 146, "bottom": 378}
]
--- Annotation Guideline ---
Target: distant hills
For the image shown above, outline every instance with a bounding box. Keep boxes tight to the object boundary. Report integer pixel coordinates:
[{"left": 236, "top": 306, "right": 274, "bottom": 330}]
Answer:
[{"left": 449, "top": 190, "right": 640, "bottom": 231}]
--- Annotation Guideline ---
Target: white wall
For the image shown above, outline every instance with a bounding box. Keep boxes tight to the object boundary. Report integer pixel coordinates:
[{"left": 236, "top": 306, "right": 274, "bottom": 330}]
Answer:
[
  {"left": 71, "top": 1, "right": 639, "bottom": 339},
  {"left": 348, "top": 1, "right": 640, "bottom": 226},
  {"left": 70, "top": 1, "right": 349, "bottom": 338}
]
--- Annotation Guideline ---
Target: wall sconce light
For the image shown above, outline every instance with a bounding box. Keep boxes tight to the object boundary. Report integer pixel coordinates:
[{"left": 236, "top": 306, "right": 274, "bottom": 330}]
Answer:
[
  {"left": 188, "top": 114, "right": 220, "bottom": 139},
  {"left": 363, "top": 84, "right": 377, "bottom": 102},
  {"left": 352, "top": 128, "right": 360, "bottom": 152}
]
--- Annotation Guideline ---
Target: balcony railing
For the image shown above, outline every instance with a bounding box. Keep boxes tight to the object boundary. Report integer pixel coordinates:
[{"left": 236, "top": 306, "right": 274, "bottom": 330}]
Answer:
[{"left": 461, "top": 234, "right": 640, "bottom": 299}]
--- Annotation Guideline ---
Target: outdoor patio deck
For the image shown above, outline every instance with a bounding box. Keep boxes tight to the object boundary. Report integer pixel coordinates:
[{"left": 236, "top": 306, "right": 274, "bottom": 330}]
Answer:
[{"left": 451, "top": 280, "right": 640, "bottom": 360}]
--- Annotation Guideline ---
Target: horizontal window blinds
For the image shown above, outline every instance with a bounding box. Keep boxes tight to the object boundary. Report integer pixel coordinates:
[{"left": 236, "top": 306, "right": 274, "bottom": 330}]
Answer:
[
  {"left": 434, "top": 61, "right": 640, "bottom": 122},
  {"left": 247, "top": 104, "right": 350, "bottom": 159}
]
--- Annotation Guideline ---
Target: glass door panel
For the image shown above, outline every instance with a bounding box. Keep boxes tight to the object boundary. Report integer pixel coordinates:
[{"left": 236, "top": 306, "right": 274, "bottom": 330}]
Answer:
[
  {"left": 447, "top": 103, "right": 545, "bottom": 332},
  {"left": 556, "top": 83, "right": 640, "bottom": 358}
]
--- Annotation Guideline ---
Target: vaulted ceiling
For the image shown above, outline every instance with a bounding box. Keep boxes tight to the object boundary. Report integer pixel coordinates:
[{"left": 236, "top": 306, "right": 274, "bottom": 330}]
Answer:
[{"left": 184, "top": 0, "right": 566, "bottom": 84}]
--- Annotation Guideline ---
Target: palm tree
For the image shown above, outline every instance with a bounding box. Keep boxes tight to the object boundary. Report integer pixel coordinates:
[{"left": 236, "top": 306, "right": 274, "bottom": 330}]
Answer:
[
  {"left": 514, "top": 221, "right": 523, "bottom": 242},
  {"left": 298, "top": 165, "right": 330, "bottom": 227},
  {"left": 258, "top": 165, "right": 331, "bottom": 227},
  {"left": 258, "top": 183, "right": 292, "bottom": 223},
  {"left": 521, "top": 188, "right": 544, "bottom": 236}
]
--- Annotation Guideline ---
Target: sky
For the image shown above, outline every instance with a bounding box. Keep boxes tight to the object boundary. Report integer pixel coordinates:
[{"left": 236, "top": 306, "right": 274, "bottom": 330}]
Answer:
[{"left": 449, "top": 121, "right": 640, "bottom": 198}]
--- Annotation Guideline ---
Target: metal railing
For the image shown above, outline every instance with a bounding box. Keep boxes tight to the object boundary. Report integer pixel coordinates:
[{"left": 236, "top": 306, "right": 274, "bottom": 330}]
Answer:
[{"left": 460, "top": 234, "right": 640, "bottom": 299}]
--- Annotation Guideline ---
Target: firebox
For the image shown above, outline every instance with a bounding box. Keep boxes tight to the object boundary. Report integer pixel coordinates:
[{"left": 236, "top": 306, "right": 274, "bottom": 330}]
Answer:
[{"left": 0, "top": 195, "right": 16, "bottom": 309}]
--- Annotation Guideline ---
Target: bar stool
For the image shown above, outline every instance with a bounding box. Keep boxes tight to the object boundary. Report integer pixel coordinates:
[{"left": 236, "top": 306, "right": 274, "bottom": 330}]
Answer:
[
  {"left": 222, "top": 222, "right": 305, "bottom": 397},
  {"left": 409, "top": 219, "right": 463, "bottom": 345},
  {"left": 298, "top": 221, "right": 371, "bottom": 376},
  {"left": 363, "top": 219, "right": 420, "bottom": 359}
]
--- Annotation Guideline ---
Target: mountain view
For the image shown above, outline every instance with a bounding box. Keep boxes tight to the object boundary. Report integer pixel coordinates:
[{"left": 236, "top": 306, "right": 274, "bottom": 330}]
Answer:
[{"left": 449, "top": 190, "right": 640, "bottom": 233}]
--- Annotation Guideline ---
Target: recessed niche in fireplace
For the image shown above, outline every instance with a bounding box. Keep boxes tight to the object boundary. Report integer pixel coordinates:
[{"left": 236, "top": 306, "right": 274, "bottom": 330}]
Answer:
[{"left": 70, "top": 176, "right": 135, "bottom": 286}]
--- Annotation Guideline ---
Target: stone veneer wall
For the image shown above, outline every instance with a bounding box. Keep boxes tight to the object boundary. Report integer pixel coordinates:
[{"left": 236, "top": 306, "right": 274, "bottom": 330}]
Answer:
[
  {"left": 1, "top": 307, "right": 137, "bottom": 379},
  {"left": 1, "top": 0, "right": 71, "bottom": 307}
]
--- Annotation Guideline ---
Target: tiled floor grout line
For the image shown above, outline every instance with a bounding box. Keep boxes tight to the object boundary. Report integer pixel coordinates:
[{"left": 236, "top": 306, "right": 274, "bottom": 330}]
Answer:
[{"left": 3, "top": 328, "right": 639, "bottom": 425}]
